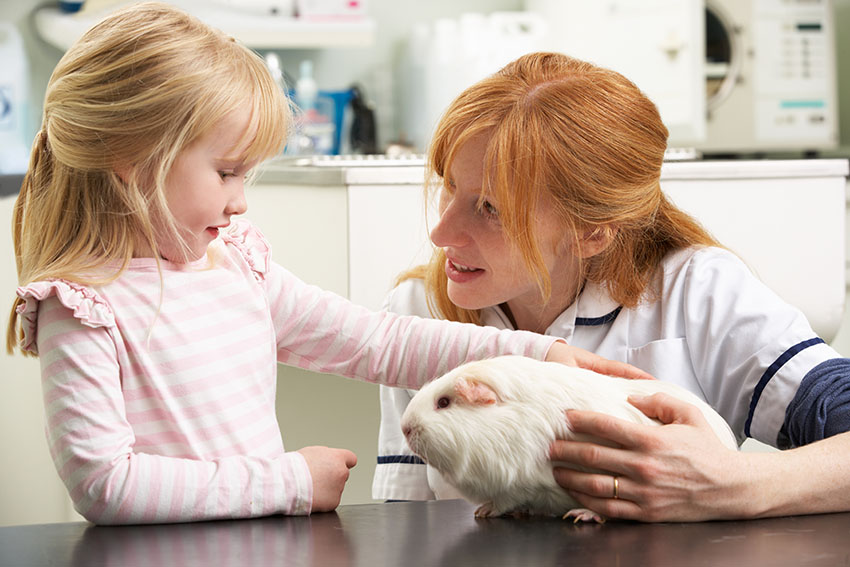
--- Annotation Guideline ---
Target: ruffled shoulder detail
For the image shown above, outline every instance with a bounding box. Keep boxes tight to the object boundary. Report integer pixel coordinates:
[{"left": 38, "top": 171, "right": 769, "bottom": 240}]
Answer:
[
  {"left": 16, "top": 280, "right": 115, "bottom": 354},
  {"left": 219, "top": 218, "right": 272, "bottom": 281}
]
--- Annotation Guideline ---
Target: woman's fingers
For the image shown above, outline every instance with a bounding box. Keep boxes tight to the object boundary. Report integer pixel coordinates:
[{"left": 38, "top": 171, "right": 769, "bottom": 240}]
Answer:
[
  {"left": 580, "top": 354, "right": 656, "bottom": 381},
  {"left": 628, "top": 392, "right": 708, "bottom": 426},
  {"left": 554, "top": 466, "right": 645, "bottom": 520}
]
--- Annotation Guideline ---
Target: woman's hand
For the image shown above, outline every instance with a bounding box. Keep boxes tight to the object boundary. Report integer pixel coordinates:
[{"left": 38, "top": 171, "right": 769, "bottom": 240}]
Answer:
[
  {"left": 298, "top": 446, "right": 358, "bottom": 513},
  {"left": 545, "top": 341, "right": 655, "bottom": 381},
  {"left": 550, "top": 393, "right": 750, "bottom": 522}
]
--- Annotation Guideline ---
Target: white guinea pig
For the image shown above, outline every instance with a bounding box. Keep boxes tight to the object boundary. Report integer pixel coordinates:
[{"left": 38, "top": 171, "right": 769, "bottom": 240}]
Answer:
[{"left": 400, "top": 355, "right": 738, "bottom": 521}]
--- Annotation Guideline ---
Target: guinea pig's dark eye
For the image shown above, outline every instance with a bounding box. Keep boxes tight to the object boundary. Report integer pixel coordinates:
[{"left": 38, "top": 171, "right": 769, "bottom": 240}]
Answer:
[{"left": 436, "top": 396, "right": 451, "bottom": 409}]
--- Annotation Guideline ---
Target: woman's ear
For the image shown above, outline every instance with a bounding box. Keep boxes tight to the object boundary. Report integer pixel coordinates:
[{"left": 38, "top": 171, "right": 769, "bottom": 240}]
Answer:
[{"left": 577, "top": 225, "right": 617, "bottom": 259}]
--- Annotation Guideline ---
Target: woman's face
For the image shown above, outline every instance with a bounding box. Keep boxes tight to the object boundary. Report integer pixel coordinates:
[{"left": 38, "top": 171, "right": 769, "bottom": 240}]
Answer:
[{"left": 429, "top": 133, "right": 583, "bottom": 332}]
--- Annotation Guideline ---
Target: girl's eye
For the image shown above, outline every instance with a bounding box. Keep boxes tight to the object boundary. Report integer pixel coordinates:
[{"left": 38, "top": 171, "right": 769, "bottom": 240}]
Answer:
[
  {"left": 436, "top": 396, "right": 451, "bottom": 409},
  {"left": 219, "top": 171, "right": 235, "bottom": 180}
]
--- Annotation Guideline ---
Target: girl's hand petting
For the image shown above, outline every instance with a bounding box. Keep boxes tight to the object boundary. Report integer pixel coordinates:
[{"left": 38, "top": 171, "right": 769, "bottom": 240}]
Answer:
[
  {"left": 545, "top": 341, "right": 655, "bottom": 381},
  {"left": 550, "top": 392, "right": 749, "bottom": 522},
  {"left": 298, "top": 446, "right": 358, "bottom": 512}
]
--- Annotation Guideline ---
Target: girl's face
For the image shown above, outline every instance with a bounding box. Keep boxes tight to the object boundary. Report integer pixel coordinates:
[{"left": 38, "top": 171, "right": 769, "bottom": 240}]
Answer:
[
  {"left": 159, "top": 106, "right": 256, "bottom": 262},
  {"left": 429, "top": 133, "right": 583, "bottom": 333}
]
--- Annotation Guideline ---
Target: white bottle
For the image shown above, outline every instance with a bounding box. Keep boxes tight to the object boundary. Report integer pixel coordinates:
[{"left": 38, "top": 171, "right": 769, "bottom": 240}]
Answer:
[
  {"left": 295, "top": 59, "right": 318, "bottom": 113},
  {"left": 291, "top": 60, "right": 334, "bottom": 155},
  {"left": 0, "top": 23, "right": 30, "bottom": 174}
]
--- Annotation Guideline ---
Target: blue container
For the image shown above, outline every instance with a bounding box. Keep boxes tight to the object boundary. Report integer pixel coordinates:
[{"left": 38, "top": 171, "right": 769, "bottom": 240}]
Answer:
[
  {"left": 59, "top": 1, "right": 85, "bottom": 13},
  {"left": 318, "top": 89, "right": 354, "bottom": 155}
]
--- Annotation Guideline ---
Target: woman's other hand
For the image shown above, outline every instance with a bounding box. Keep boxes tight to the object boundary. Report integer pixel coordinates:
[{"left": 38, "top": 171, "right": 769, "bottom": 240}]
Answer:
[{"left": 550, "top": 393, "right": 748, "bottom": 522}]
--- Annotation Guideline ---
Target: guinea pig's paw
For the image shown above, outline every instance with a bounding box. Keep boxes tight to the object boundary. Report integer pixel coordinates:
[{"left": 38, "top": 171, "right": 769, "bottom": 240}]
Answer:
[
  {"left": 562, "top": 508, "right": 606, "bottom": 524},
  {"left": 473, "top": 502, "right": 503, "bottom": 518}
]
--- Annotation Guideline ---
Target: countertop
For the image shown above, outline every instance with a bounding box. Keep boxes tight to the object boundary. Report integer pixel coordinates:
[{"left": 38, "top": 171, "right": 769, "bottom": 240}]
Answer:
[
  {"left": 2, "top": 499, "right": 850, "bottom": 567},
  {"left": 4, "top": 158, "right": 848, "bottom": 193},
  {"left": 255, "top": 156, "right": 850, "bottom": 187}
]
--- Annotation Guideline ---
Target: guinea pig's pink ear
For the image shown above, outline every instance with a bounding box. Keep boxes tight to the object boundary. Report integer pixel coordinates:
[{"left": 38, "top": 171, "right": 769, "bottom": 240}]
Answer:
[{"left": 454, "top": 377, "right": 500, "bottom": 406}]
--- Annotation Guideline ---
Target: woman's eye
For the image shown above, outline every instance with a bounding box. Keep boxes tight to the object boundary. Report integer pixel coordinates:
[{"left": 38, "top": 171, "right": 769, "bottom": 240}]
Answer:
[
  {"left": 436, "top": 396, "right": 451, "bottom": 409},
  {"left": 479, "top": 200, "right": 499, "bottom": 218}
]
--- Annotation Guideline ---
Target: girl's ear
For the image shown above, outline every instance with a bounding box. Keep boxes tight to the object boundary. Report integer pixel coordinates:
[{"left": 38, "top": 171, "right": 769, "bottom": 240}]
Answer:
[
  {"left": 577, "top": 225, "right": 617, "bottom": 259},
  {"left": 114, "top": 162, "right": 133, "bottom": 184}
]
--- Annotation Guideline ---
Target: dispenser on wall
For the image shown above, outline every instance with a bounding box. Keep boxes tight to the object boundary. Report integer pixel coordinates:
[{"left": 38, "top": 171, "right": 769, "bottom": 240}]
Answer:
[{"left": 0, "top": 23, "right": 30, "bottom": 174}]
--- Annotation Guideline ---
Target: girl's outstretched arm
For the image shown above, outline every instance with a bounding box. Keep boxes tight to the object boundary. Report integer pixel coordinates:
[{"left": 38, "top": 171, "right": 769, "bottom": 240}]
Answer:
[{"left": 265, "top": 263, "right": 649, "bottom": 386}]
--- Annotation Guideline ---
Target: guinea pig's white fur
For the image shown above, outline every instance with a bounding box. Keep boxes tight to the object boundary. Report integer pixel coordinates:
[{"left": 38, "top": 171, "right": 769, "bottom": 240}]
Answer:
[{"left": 401, "top": 355, "right": 738, "bottom": 520}]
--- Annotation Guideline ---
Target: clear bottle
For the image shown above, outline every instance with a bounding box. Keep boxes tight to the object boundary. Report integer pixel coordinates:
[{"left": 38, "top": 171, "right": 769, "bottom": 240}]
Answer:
[{"left": 291, "top": 60, "right": 334, "bottom": 155}]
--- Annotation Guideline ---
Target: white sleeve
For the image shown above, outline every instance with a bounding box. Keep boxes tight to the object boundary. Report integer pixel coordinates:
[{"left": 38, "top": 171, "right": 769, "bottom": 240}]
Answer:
[
  {"left": 373, "top": 385, "right": 436, "bottom": 500},
  {"left": 372, "top": 280, "right": 437, "bottom": 500},
  {"left": 680, "top": 248, "right": 841, "bottom": 444}
]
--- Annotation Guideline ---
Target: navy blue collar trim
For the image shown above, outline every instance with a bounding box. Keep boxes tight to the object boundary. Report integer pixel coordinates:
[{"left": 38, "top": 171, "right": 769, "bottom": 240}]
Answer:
[
  {"left": 744, "top": 337, "right": 825, "bottom": 438},
  {"left": 575, "top": 306, "right": 622, "bottom": 326}
]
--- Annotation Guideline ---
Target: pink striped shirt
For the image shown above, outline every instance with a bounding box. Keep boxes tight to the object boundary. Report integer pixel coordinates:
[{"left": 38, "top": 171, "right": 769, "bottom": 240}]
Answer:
[{"left": 17, "top": 220, "right": 554, "bottom": 524}]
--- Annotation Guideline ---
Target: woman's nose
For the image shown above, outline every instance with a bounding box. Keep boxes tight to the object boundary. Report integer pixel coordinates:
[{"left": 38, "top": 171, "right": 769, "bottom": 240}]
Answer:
[{"left": 430, "top": 201, "right": 466, "bottom": 249}]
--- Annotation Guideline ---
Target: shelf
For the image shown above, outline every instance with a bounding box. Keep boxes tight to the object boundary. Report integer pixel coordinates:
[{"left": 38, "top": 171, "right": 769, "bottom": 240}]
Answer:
[{"left": 33, "top": 4, "right": 376, "bottom": 51}]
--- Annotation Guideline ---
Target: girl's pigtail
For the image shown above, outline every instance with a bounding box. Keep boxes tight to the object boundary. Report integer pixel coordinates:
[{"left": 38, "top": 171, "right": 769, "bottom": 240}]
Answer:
[{"left": 5, "top": 130, "right": 51, "bottom": 355}]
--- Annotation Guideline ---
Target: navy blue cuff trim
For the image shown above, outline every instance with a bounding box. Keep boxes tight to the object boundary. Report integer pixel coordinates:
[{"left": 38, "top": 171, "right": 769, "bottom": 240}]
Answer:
[
  {"left": 377, "top": 455, "right": 425, "bottom": 465},
  {"left": 744, "top": 337, "right": 825, "bottom": 437},
  {"left": 576, "top": 306, "right": 622, "bottom": 326}
]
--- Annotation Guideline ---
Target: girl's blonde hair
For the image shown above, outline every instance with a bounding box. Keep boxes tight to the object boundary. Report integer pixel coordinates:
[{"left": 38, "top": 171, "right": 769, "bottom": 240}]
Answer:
[
  {"left": 411, "top": 52, "right": 720, "bottom": 325},
  {"left": 6, "top": 1, "right": 290, "bottom": 353}
]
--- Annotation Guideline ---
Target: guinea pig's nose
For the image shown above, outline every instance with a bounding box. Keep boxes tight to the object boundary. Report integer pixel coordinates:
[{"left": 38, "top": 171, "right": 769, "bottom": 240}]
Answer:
[{"left": 402, "top": 424, "right": 412, "bottom": 438}]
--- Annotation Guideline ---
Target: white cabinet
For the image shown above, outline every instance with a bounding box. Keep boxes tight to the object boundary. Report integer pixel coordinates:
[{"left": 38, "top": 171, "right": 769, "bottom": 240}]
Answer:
[
  {"left": 248, "top": 157, "right": 435, "bottom": 507},
  {"left": 252, "top": 157, "right": 435, "bottom": 310},
  {"left": 661, "top": 159, "right": 848, "bottom": 342}
]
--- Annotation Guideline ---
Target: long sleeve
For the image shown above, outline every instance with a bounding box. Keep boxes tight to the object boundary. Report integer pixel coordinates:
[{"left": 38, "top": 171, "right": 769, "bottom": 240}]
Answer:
[
  {"left": 35, "top": 295, "right": 312, "bottom": 524},
  {"left": 780, "top": 357, "right": 850, "bottom": 448},
  {"left": 264, "top": 262, "right": 555, "bottom": 388}
]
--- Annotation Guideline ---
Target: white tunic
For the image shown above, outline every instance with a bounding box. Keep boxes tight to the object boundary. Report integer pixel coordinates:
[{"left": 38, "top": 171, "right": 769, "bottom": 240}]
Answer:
[{"left": 373, "top": 246, "right": 843, "bottom": 501}]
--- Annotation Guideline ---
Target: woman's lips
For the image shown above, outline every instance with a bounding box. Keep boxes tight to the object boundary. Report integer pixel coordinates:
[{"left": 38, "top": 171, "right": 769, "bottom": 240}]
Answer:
[{"left": 445, "top": 258, "right": 484, "bottom": 283}]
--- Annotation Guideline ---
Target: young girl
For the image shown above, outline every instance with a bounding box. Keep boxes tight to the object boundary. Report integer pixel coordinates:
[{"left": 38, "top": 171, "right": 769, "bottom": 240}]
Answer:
[
  {"left": 4, "top": 4, "right": 642, "bottom": 525},
  {"left": 374, "top": 52, "right": 850, "bottom": 521}
]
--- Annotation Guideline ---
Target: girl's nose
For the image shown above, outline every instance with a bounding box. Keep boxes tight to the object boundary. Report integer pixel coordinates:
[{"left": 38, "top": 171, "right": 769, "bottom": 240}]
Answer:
[{"left": 227, "top": 183, "right": 248, "bottom": 216}]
